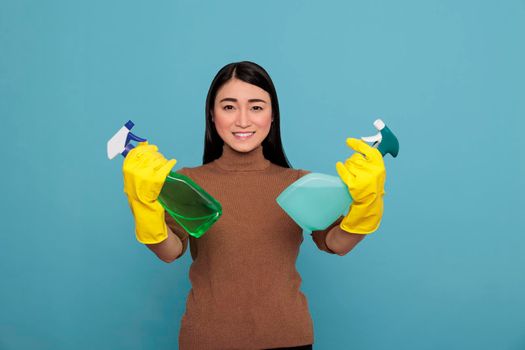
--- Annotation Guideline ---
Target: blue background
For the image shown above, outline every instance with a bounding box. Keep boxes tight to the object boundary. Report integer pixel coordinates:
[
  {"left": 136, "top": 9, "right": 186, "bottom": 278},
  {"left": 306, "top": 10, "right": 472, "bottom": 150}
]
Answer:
[{"left": 1, "top": 0, "right": 524, "bottom": 349}]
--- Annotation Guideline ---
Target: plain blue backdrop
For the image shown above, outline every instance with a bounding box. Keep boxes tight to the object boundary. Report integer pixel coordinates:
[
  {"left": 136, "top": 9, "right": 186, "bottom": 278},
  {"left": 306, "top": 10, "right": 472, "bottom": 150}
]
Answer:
[{"left": 1, "top": 0, "right": 524, "bottom": 349}]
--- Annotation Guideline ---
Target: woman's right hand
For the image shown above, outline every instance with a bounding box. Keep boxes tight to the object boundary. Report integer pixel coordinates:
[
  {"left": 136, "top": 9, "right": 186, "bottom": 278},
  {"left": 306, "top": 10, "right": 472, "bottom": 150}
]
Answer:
[{"left": 122, "top": 142, "right": 177, "bottom": 244}]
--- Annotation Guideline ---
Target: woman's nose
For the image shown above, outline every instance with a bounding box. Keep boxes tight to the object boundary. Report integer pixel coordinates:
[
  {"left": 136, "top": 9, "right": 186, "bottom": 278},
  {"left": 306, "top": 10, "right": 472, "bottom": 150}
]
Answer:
[{"left": 235, "top": 108, "right": 251, "bottom": 127}]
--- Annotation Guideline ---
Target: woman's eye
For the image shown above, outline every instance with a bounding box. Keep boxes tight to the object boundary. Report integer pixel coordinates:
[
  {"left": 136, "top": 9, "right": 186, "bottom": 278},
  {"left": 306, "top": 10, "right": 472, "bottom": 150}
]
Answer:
[
  {"left": 251, "top": 106, "right": 263, "bottom": 111},
  {"left": 223, "top": 105, "right": 234, "bottom": 110}
]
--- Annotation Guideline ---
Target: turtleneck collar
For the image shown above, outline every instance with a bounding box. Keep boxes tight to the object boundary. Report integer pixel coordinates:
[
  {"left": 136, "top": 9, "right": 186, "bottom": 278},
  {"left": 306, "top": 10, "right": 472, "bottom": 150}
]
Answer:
[{"left": 213, "top": 143, "right": 271, "bottom": 172}]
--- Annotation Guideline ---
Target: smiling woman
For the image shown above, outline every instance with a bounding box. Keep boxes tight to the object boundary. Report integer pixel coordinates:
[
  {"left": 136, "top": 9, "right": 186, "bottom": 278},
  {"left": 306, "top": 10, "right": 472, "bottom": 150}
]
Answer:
[
  {"left": 137, "top": 61, "right": 367, "bottom": 350},
  {"left": 201, "top": 61, "right": 291, "bottom": 167}
]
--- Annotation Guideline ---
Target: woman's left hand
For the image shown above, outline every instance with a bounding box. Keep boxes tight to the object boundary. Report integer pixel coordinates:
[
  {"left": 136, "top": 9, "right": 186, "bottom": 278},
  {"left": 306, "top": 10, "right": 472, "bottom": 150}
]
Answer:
[{"left": 335, "top": 138, "right": 386, "bottom": 234}]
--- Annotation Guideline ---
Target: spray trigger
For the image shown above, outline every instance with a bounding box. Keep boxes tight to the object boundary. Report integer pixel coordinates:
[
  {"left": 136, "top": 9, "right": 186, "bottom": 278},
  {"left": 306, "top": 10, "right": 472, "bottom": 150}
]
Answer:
[
  {"left": 361, "top": 132, "right": 382, "bottom": 145},
  {"left": 126, "top": 132, "right": 147, "bottom": 144}
]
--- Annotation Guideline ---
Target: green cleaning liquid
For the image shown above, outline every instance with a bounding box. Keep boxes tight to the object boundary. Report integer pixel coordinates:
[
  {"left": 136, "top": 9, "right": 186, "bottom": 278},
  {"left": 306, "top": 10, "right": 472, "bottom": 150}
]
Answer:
[
  {"left": 107, "top": 120, "right": 222, "bottom": 239},
  {"left": 158, "top": 172, "right": 222, "bottom": 238}
]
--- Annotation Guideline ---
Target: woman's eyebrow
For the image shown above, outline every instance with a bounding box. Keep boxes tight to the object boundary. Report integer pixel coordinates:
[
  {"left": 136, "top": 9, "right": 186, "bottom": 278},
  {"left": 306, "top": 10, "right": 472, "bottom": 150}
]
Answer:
[
  {"left": 248, "top": 98, "right": 267, "bottom": 103},
  {"left": 219, "top": 98, "right": 267, "bottom": 104}
]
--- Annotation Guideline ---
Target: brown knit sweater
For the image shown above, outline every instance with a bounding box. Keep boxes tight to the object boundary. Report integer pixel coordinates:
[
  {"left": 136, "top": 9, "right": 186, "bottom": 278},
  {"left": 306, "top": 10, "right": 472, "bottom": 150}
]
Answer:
[{"left": 164, "top": 143, "right": 344, "bottom": 350}]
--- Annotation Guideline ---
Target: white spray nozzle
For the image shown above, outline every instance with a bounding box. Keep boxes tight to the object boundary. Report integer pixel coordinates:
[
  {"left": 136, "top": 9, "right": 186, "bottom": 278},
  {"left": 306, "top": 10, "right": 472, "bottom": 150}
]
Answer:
[
  {"left": 361, "top": 118, "right": 385, "bottom": 145},
  {"left": 373, "top": 119, "right": 385, "bottom": 130},
  {"left": 107, "top": 125, "right": 131, "bottom": 160}
]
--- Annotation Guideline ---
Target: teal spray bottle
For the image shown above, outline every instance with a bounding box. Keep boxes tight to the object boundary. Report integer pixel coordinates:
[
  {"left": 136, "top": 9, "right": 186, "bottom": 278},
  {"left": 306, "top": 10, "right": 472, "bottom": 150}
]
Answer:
[
  {"left": 276, "top": 119, "right": 399, "bottom": 234},
  {"left": 107, "top": 121, "right": 222, "bottom": 238}
]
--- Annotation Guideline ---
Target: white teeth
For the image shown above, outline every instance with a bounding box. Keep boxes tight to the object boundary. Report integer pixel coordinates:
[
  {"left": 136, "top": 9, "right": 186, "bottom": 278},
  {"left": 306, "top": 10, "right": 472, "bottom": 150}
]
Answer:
[{"left": 234, "top": 132, "right": 254, "bottom": 137}]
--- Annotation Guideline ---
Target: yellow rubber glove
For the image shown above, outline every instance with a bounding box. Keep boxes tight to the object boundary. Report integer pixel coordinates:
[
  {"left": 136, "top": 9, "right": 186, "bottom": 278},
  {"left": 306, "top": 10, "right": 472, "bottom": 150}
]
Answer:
[
  {"left": 122, "top": 142, "right": 177, "bottom": 244},
  {"left": 336, "top": 138, "right": 386, "bottom": 234}
]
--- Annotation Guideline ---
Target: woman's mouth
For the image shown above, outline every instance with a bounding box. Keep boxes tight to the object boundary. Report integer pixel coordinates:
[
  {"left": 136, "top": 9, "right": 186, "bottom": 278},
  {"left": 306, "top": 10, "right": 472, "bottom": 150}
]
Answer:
[{"left": 232, "top": 132, "right": 255, "bottom": 140}]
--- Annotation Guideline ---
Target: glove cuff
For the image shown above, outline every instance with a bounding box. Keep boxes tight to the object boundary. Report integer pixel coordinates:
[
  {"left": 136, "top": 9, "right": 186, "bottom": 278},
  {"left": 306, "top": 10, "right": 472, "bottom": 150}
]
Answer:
[
  {"left": 129, "top": 199, "right": 169, "bottom": 244},
  {"left": 135, "top": 221, "right": 168, "bottom": 244},
  {"left": 340, "top": 199, "right": 384, "bottom": 234}
]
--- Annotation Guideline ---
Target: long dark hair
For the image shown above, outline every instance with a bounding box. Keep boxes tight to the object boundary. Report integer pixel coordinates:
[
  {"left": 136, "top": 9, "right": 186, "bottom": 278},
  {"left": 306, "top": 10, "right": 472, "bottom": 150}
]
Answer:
[{"left": 203, "top": 61, "right": 292, "bottom": 168}]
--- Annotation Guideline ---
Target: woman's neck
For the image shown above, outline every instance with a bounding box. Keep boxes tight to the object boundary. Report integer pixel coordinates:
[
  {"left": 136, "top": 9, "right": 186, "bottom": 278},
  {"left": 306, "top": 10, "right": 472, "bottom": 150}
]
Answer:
[{"left": 213, "top": 143, "right": 271, "bottom": 172}]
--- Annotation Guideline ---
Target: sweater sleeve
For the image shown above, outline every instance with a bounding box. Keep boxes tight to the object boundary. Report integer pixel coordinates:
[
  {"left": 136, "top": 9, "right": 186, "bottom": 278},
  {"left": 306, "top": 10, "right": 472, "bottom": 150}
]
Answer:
[
  {"left": 163, "top": 167, "right": 190, "bottom": 259},
  {"left": 297, "top": 169, "right": 343, "bottom": 255}
]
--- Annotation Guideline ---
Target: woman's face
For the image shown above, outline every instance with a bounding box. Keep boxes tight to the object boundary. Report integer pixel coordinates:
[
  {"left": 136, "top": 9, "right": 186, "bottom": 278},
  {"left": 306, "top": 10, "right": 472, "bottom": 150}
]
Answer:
[{"left": 212, "top": 78, "right": 273, "bottom": 153}]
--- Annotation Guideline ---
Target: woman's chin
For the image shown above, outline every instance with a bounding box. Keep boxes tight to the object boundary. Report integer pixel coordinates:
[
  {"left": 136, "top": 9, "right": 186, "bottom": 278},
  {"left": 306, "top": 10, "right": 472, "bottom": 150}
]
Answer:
[{"left": 227, "top": 140, "right": 260, "bottom": 153}]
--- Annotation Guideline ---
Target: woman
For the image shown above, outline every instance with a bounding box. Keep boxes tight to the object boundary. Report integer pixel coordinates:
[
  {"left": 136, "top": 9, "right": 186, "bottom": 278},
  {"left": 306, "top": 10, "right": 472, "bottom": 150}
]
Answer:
[{"left": 122, "top": 61, "right": 386, "bottom": 349}]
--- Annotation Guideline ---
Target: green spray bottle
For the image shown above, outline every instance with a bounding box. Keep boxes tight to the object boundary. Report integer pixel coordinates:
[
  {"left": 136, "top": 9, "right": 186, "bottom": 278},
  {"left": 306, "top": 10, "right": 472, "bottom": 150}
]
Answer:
[{"left": 107, "top": 121, "right": 222, "bottom": 238}]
